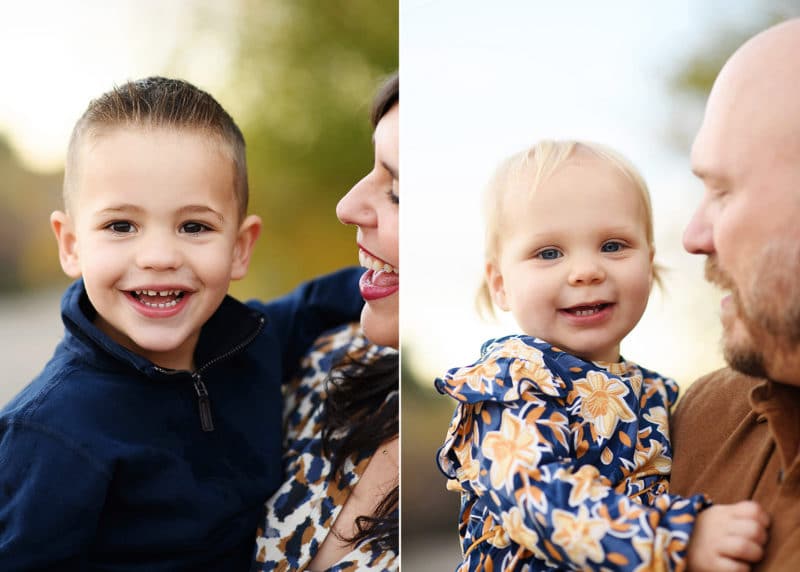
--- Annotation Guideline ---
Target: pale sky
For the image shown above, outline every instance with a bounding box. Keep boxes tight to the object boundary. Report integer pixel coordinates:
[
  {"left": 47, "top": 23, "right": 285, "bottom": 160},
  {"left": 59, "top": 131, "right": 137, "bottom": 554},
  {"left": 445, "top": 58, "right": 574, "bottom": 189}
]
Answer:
[
  {"left": 400, "top": 1, "right": 781, "bottom": 388},
  {"left": 0, "top": 0, "right": 238, "bottom": 171}
]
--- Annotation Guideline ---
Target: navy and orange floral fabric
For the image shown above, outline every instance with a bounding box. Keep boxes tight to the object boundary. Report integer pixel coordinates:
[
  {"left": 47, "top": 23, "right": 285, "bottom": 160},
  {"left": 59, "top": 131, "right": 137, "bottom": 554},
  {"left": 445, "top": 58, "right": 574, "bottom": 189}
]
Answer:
[
  {"left": 252, "top": 324, "right": 398, "bottom": 571},
  {"left": 436, "top": 335, "right": 709, "bottom": 571}
]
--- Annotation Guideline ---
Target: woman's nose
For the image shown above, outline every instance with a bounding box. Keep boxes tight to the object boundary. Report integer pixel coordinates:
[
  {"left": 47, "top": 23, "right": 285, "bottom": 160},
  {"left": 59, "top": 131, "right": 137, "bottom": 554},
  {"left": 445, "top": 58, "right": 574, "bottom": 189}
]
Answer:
[{"left": 337, "top": 176, "right": 377, "bottom": 227}]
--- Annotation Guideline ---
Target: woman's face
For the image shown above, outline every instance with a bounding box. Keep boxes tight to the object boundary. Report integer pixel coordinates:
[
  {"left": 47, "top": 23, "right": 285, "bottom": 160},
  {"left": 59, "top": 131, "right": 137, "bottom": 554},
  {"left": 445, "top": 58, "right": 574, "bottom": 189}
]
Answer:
[{"left": 336, "top": 103, "right": 399, "bottom": 348}]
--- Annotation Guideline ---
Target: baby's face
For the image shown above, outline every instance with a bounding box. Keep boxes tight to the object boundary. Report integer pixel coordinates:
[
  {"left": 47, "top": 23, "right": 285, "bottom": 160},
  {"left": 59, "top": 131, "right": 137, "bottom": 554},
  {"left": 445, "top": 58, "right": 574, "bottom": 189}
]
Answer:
[
  {"left": 487, "top": 155, "right": 653, "bottom": 362},
  {"left": 54, "top": 127, "right": 258, "bottom": 370}
]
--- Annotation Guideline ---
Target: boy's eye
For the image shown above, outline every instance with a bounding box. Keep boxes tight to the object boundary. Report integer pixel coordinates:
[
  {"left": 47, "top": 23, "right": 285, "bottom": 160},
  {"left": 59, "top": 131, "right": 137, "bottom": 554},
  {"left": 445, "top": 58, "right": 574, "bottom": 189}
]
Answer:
[
  {"left": 386, "top": 187, "right": 399, "bottom": 205},
  {"left": 536, "top": 248, "right": 562, "bottom": 260},
  {"left": 601, "top": 241, "right": 625, "bottom": 253},
  {"left": 107, "top": 221, "right": 135, "bottom": 234},
  {"left": 181, "top": 222, "right": 210, "bottom": 234}
]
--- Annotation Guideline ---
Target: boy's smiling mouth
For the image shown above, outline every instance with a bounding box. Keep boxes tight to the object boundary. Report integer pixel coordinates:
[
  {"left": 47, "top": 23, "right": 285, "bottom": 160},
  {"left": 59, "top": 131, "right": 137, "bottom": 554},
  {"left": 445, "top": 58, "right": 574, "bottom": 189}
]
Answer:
[{"left": 128, "top": 289, "right": 187, "bottom": 309}]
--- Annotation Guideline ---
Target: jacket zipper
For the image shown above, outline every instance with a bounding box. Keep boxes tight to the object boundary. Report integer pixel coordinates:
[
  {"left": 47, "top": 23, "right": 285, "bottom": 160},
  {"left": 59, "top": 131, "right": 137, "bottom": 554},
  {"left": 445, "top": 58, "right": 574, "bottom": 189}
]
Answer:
[{"left": 155, "top": 315, "right": 266, "bottom": 432}]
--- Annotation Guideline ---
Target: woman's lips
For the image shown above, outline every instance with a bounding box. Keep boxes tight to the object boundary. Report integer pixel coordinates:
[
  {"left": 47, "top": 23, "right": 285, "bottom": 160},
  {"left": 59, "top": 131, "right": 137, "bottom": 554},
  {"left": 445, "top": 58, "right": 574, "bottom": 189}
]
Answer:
[{"left": 359, "top": 269, "right": 399, "bottom": 301}]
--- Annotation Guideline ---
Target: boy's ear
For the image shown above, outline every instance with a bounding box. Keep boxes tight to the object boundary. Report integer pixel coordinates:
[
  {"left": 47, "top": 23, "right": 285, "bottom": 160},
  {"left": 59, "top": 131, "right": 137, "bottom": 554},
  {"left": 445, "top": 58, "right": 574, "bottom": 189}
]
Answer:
[
  {"left": 50, "top": 211, "right": 82, "bottom": 278},
  {"left": 485, "top": 261, "right": 510, "bottom": 311},
  {"left": 231, "top": 214, "right": 262, "bottom": 280}
]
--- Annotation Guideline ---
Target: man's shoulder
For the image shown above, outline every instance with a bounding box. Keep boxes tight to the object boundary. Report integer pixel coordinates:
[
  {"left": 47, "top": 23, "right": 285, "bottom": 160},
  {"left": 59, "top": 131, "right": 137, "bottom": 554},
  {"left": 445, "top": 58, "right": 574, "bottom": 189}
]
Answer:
[
  {"left": 674, "top": 367, "right": 763, "bottom": 428},
  {"left": 681, "top": 367, "right": 763, "bottom": 404}
]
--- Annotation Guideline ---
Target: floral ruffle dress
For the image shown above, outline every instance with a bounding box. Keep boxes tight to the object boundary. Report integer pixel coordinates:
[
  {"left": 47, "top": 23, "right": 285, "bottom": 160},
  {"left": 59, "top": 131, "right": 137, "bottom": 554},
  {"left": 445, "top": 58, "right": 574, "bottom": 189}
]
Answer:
[{"left": 436, "top": 335, "right": 709, "bottom": 571}]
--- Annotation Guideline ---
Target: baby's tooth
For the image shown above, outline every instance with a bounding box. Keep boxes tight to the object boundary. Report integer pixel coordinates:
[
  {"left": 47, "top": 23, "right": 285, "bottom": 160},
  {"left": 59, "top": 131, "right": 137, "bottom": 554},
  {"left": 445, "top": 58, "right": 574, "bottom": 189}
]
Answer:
[
  {"left": 383, "top": 263, "right": 392, "bottom": 272},
  {"left": 158, "top": 290, "right": 169, "bottom": 296},
  {"left": 372, "top": 260, "right": 383, "bottom": 271}
]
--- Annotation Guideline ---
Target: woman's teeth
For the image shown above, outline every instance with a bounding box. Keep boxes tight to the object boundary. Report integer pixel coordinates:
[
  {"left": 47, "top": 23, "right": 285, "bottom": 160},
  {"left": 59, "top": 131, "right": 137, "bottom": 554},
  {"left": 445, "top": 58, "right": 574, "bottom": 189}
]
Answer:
[{"left": 359, "top": 251, "right": 398, "bottom": 274}]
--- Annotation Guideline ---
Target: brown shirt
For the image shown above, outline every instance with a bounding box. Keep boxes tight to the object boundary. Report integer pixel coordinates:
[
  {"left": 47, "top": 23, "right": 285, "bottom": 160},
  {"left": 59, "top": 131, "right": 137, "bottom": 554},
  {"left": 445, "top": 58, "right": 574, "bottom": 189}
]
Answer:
[{"left": 670, "top": 367, "right": 800, "bottom": 571}]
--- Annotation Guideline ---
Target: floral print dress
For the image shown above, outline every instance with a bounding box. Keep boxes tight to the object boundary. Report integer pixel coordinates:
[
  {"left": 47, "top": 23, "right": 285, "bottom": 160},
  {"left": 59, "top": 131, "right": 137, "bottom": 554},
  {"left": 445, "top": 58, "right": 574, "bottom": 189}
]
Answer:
[
  {"left": 252, "top": 324, "right": 398, "bottom": 572},
  {"left": 436, "top": 335, "right": 709, "bottom": 571}
]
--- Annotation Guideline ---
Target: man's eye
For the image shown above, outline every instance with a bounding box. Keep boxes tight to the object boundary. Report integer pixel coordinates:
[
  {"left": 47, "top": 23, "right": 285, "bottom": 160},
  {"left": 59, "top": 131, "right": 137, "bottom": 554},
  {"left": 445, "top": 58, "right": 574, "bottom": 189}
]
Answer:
[
  {"left": 107, "top": 222, "right": 134, "bottom": 233},
  {"left": 181, "top": 222, "right": 209, "bottom": 234},
  {"left": 536, "top": 248, "right": 562, "bottom": 260},
  {"left": 601, "top": 241, "right": 624, "bottom": 253}
]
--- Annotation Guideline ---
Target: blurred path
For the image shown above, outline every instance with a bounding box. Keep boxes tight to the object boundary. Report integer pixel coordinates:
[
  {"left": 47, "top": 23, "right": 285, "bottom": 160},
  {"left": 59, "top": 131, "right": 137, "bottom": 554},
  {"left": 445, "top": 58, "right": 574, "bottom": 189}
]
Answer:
[
  {"left": 0, "top": 289, "right": 63, "bottom": 406},
  {"left": 403, "top": 534, "right": 461, "bottom": 571}
]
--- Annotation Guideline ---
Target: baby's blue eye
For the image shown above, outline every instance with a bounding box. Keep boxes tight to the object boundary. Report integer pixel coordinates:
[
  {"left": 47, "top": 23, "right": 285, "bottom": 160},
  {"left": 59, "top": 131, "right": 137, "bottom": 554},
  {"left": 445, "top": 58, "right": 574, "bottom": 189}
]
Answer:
[
  {"left": 537, "top": 248, "right": 562, "bottom": 260},
  {"left": 601, "top": 241, "right": 624, "bottom": 253}
]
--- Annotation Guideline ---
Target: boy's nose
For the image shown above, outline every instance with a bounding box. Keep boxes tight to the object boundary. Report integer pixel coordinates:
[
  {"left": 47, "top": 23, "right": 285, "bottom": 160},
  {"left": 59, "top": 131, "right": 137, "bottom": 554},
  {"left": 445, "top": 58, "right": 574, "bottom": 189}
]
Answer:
[
  {"left": 567, "top": 255, "right": 606, "bottom": 286},
  {"left": 135, "top": 233, "right": 182, "bottom": 271}
]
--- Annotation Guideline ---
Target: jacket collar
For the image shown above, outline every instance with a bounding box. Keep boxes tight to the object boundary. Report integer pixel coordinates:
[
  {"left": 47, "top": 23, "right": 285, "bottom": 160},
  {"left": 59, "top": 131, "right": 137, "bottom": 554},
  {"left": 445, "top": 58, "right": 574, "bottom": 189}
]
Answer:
[
  {"left": 750, "top": 379, "right": 800, "bottom": 474},
  {"left": 60, "top": 279, "right": 265, "bottom": 378}
]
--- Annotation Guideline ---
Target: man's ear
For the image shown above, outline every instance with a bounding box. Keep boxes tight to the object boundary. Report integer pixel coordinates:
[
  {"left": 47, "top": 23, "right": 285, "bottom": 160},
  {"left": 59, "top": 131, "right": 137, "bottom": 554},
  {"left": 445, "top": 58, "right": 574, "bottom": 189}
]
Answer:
[
  {"left": 485, "top": 261, "right": 510, "bottom": 311},
  {"left": 50, "top": 211, "right": 81, "bottom": 278},
  {"left": 231, "top": 214, "right": 262, "bottom": 280}
]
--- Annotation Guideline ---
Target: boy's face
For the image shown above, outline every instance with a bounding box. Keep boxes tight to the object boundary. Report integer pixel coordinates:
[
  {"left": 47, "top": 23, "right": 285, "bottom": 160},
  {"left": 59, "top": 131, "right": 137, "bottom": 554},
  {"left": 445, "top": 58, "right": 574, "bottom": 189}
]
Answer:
[
  {"left": 52, "top": 128, "right": 260, "bottom": 371},
  {"left": 487, "top": 154, "right": 653, "bottom": 363}
]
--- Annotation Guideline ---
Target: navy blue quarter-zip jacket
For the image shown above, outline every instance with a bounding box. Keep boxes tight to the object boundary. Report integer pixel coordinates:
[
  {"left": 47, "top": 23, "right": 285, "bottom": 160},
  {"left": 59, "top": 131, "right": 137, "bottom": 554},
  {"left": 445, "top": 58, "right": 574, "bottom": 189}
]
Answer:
[{"left": 0, "top": 267, "right": 363, "bottom": 571}]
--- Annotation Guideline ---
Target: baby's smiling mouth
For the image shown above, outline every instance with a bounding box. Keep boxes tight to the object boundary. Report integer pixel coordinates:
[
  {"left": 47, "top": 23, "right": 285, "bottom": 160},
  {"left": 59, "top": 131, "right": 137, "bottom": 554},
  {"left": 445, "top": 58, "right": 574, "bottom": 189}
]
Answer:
[
  {"left": 129, "top": 289, "right": 186, "bottom": 309},
  {"left": 561, "top": 302, "right": 613, "bottom": 317}
]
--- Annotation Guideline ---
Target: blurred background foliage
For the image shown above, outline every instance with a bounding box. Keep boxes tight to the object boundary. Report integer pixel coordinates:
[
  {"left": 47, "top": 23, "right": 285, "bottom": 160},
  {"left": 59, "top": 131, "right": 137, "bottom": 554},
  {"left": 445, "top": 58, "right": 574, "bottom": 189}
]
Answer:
[{"left": 0, "top": 0, "right": 398, "bottom": 299}]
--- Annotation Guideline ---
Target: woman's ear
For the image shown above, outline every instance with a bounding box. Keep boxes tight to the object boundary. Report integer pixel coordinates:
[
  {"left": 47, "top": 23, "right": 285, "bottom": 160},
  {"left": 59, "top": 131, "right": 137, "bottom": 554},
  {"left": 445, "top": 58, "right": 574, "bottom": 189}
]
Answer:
[
  {"left": 231, "top": 214, "right": 262, "bottom": 280},
  {"left": 485, "top": 261, "right": 510, "bottom": 311},
  {"left": 50, "top": 211, "right": 81, "bottom": 278}
]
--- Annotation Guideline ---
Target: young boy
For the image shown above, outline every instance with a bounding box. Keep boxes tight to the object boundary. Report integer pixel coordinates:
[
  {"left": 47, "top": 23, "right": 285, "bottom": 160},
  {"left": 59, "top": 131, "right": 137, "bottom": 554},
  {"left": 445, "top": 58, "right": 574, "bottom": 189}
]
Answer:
[{"left": 0, "top": 77, "right": 363, "bottom": 571}]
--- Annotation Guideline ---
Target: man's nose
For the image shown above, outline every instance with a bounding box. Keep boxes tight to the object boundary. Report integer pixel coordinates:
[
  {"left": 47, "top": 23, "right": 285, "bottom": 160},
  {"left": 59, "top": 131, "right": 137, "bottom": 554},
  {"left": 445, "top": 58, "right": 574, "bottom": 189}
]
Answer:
[{"left": 682, "top": 203, "right": 714, "bottom": 255}]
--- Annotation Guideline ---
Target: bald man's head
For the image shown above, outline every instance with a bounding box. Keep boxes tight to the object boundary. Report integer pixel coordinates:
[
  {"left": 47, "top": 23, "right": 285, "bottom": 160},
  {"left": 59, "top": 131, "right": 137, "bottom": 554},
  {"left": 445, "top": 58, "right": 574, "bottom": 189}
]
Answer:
[{"left": 684, "top": 18, "right": 800, "bottom": 386}]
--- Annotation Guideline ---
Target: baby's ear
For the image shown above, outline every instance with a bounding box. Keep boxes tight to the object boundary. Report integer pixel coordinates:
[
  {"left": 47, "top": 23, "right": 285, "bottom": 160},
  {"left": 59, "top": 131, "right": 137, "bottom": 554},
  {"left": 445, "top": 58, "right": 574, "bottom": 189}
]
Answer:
[
  {"left": 231, "top": 214, "right": 262, "bottom": 280},
  {"left": 485, "top": 262, "right": 510, "bottom": 311},
  {"left": 50, "top": 211, "right": 81, "bottom": 278}
]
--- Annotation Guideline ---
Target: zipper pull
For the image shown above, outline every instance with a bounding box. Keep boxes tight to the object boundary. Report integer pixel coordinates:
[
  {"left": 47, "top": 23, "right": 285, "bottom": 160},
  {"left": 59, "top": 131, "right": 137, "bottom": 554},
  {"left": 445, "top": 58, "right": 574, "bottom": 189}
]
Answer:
[{"left": 192, "top": 373, "right": 215, "bottom": 432}]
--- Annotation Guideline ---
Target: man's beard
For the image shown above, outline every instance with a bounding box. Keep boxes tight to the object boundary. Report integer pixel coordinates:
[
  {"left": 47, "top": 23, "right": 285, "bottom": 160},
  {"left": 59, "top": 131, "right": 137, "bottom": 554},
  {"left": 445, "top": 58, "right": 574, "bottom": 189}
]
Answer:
[{"left": 705, "top": 246, "right": 800, "bottom": 378}]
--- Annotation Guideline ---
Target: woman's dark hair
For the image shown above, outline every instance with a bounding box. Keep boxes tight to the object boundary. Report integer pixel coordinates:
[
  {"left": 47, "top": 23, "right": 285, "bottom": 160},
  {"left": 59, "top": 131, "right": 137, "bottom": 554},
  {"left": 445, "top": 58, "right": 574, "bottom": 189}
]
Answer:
[{"left": 321, "top": 72, "right": 399, "bottom": 552}]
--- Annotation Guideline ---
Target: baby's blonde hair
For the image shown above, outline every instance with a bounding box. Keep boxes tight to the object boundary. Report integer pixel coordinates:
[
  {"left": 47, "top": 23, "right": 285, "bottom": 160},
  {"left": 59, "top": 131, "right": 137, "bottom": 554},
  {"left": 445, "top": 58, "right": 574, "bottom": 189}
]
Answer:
[{"left": 477, "top": 139, "right": 663, "bottom": 318}]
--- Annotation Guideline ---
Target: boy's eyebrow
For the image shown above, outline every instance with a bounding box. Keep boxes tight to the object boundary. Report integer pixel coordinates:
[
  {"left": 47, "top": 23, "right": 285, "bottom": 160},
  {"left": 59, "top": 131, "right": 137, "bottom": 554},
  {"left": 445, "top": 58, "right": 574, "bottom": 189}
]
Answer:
[
  {"left": 94, "top": 204, "right": 225, "bottom": 223},
  {"left": 177, "top": 205, "right": 226, "bottom": 223}
]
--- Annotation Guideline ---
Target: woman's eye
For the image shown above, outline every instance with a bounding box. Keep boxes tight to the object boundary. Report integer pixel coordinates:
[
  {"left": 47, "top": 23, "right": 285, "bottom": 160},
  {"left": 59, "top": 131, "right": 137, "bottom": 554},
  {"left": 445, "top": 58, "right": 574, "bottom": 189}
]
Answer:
[
  {"left": 181, "top": 222, "right": 209, "bottom": 234},
  {"left": 536, "top": 248, "right": 562, "bottom": 260},
  {"left": 107, "top": 221, "right": 134, "bottom": 234},
  {"left": 601, "top": 241, "right": 624, "bottom": 253}
]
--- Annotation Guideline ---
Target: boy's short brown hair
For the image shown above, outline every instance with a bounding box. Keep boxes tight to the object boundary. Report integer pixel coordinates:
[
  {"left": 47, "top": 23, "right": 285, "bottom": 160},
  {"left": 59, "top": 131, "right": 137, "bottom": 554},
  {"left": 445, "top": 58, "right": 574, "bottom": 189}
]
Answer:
[{"left": 63, "top": 77, "right": 248, "bottom": 219}]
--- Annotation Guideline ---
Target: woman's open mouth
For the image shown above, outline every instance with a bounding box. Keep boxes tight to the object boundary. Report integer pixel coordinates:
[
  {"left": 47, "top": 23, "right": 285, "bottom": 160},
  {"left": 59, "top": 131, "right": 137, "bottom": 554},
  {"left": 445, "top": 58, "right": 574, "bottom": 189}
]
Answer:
[{"left": 358, "top": 248, "right": 399, "bottom": 301}]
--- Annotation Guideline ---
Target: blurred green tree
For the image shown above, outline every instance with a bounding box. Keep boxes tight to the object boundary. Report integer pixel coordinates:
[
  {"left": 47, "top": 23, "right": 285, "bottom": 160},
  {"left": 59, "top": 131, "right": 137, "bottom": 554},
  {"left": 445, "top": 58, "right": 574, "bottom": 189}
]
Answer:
[{"left": 217, "top": 0, "right": 398, "bottom": 299}]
